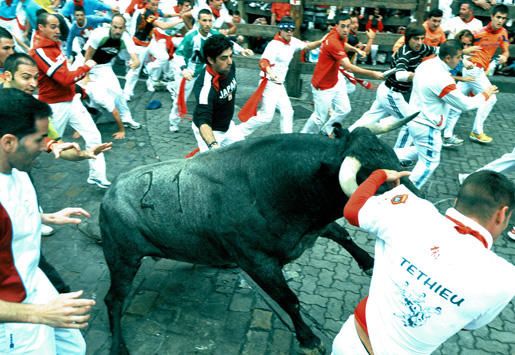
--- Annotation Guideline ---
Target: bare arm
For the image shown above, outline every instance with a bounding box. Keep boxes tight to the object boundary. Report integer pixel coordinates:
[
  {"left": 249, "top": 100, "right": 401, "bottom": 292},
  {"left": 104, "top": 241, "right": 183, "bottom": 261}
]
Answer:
[
  {"left": 199, "top": 124, "right": 219, "bottom": 149},
  {"left": 341, "top": 57, "right": 384, "bottom": 80},
  {"left": 84, "top": 45, "right": 96, "bottom": 62},
  {"left": 154, "top": 17, "right": 184, "bottom": 30},
  {"left": 0, "top": 291, "right": 95, "bottom": 328}
]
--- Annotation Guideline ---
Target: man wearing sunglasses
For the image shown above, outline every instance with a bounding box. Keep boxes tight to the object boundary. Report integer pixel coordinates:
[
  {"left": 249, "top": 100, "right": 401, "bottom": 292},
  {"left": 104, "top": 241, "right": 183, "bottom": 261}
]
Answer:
[{"left": 237, "top": 17, "right": 324, "bottom": 136}]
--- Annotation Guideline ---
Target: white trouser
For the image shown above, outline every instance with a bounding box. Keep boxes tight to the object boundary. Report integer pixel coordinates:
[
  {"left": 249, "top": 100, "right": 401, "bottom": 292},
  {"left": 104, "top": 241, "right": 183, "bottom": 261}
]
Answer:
[
  {"left": 459, "top": 65, "right": 497, "bottom": 134},
  {"left": 192, "top": 121, "right": 245, "bottom": 152},
  {"left": 87, "top": 64, "right": 134, "bottom": 123},
  {"left": 0, "top": 269, "right": 85, "bottom": 354},
  {"left": 349, "top": 82, "right": 416, "bottom": 132},
  {"left": 144, "top": 37, "right": 170, "bottom": 81},
  {"left": 331, "top": 315, "right": 369, "bottom": 355},
  {"left": 238, "top": 79, "right": 294, "bottom": 137},
  {"left": 395, "top": 121, "right": 442, "bottom": 189},
  {"left": 50, "top": 95, "right": 107, "bottom": 181},
  {"left": 169, "top": 75, "right": 198, "bottom": 127},
  {"left": 301, "top": 76, "right": 351, "bottom": 135},
  {"left": 123, "top": 40, "right": 169, "bottom": 96},
  {"left": 478, "top": 147, "right": 515, "bottom": 174}
]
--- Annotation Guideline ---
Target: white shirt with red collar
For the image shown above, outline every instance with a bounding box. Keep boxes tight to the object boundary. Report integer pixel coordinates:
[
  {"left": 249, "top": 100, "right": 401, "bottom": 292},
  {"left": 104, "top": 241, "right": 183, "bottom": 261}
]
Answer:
[
  {"left": 410, "top": 56, "right": 489, "bottom": 130},
  {"left": 260, "top": 34, "right": 305, "bottom": 84},
  {"left": 443, "top": 15, "right": 483, "bottom": 39},
  {"left": 345, "top": 171, "right": 515, "bottom": 354}
]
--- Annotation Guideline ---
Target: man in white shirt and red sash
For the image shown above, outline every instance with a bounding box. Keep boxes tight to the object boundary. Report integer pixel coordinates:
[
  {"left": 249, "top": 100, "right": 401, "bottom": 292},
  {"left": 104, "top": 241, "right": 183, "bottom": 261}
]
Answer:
[
  {"left": 237, "top": 17, "right": 323, "bottom": 136},
  {"left": 332, "top": 167, "right": 515, "bottom": 354}
]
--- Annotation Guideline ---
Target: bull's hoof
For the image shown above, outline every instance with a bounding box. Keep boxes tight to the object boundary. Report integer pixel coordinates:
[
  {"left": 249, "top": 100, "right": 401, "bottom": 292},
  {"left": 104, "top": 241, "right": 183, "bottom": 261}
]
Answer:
[{"left": 298, "top": 342, "right": 326, "bottom": 355}]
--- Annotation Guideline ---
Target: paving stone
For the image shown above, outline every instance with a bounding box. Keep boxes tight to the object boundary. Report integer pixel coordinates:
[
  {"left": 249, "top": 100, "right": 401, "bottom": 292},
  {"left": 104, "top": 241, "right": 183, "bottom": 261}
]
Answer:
[
  {"left": 229, "top": 293, "right": 254, "bottom": 312},
  {"left": 250, "top": 309, "right": 273, "bottom": 331},
  {"left": 126, "top": 290, "right": 159, "bottom": 316},
  {"left": 241, "top": 330, "right": 269, "bottom": 355}
]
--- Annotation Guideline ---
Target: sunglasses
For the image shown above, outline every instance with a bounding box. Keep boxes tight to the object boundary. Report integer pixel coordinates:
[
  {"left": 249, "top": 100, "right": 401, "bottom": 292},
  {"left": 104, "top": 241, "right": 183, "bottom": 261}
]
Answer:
[{"left": 279, "top": 24, "right": 296, "bottom": 32}]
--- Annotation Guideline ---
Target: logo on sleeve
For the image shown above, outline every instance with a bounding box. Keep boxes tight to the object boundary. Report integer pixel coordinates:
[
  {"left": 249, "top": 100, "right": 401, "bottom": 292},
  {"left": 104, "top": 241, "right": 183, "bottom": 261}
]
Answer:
[{"left": 391, "top": 194, "right": 408, "bottom": 205}]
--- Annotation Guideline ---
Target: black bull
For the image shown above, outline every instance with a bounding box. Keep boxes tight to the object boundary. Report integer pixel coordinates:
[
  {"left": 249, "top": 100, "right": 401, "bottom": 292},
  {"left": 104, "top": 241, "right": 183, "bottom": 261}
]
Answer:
[{"left": 100, "top": 127, "right": 418, "bottom": 354}]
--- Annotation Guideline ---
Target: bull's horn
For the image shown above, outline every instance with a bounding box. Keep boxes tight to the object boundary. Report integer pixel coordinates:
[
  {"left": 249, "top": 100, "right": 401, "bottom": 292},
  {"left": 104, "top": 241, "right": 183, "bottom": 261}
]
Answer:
[
  {"left": 362, "top": 112, "right": 419, "bottom": 135},
  {"left": 339, "top": 156, "right": 362, "bottom": 197}
]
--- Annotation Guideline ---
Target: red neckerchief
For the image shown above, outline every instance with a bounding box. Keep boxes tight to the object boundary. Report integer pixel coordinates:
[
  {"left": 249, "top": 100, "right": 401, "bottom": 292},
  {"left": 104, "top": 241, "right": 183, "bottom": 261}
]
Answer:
[
  {"left": 6, "top": 0, "right": 12, "bottom": 6},
  {"left": 210, "top": 5, "right": 220, "bottom": 18},
  {"left": 174, "top": 5, "right": 180, "bottom": 13},
  {"left": 206, "top": 64, "right": 222, "bottom": 91},
  {"left": 273, "top": 32, "right": 290, "bottom": 45},
  {"left": 446, "top": 215, "right": 488, "bottom": 248},
  {"left": 73, "top": 0, "right": 84, "bottom": 6},
  {"left": 485, "top": 22, "right": 503, "bottom": 34}
]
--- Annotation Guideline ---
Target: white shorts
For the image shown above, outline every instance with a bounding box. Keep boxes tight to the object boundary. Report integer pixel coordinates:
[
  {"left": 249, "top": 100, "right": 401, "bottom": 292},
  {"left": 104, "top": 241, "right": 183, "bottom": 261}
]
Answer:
[{"left": 332, "top": 315, "right": 369, "bottom": 355}]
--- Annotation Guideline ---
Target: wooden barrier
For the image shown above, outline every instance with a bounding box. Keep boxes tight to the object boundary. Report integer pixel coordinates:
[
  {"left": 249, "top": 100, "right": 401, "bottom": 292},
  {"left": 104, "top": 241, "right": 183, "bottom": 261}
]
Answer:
[{"left": 235, "top": 1, "right": 515, "bottom": 96}]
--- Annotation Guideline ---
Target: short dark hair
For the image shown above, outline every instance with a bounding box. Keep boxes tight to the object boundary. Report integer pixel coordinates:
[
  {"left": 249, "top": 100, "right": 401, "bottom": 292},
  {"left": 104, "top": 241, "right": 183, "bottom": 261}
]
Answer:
[
  {"left": 335, "top": 12, "right": 351, "bottom": 23},
  {"left": 198, "top": 8, "right": 212, "bottom": 19},
  {"left": 427, "top": 8, "right": 443, "bottom": 19},
  {"left": 0, "top": 89, "right": 52, "bottom": 139},
  {"left": 405, "top": 23, "right": 425, "bottom": 42},
  {"left": 460, "top": 0, "right": 473, "bottom": 8},
  {"left": 36, "top": 10, "right": 54, "bottom": 28},
  {"left": 203, "top": 34, "right": 232, "bottom": 64},
  {"left": 112, "top": 13, "right": 126, "bottom": 24},
  {"left": 74, "top": 5, "right": 85, "bottom": 13},
  {"left": 456, "top": 170, "right": 515, "bottom": 223},
  {"left": 4, "top": 53, "right": 37, "bottom": 75},
  {"left": 455, "top": 29, "right": 474, "bottom": 42},
  {"left": 0, "top": 27, "right": 13, "bottom": 41},
  {"left": 491, "top": 4, "right": 509, "bottom": 16},
  {"left": 438, "top": 39, "right": 463, "bottom": 59}
]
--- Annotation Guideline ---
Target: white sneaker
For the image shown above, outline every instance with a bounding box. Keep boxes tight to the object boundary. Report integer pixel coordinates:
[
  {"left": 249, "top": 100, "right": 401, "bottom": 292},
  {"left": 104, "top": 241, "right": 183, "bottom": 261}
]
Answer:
[
  {"left": 507, "top": 227, "right": 515, "bottom": 241},
  {"left": 87, "top": 177, "right": 112, "bottom": 189},
  {"left": 146, "top": 79, "right": 155, "bottom": 92},
  {"left": 41, "top": 224, "right": 55, "bottom": 237},
  {"left": 123, "top": 120, "right": 142, "bottom": 130},
  {"left": 169, "top": 125, "right": 179, "bottom": 133}
]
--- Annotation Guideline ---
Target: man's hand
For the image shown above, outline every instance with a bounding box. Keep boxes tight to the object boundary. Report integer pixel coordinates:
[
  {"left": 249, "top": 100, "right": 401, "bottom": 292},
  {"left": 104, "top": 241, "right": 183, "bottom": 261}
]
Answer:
[
  {"left": 51, "top": 142, "right": 81, "bottom": 159},
  {"left": 182, "top": 68, "right": 194, "bottom": 80},
  {"left": 485, "top": 85, "right": 499, "bottom": 97},
  {"left": 85, "top": 59, "right": 97, "bottom": 68},
  {"left": 498, "top": 54, "right": 508, "bottom": 65},
  {"left": 83, "top": 142, "right": 113, "bottom": 159},
  {"left": 460, "top": 76, "right": 475, "bottom": 82},
  {"left": 42, "top": 208, "right": 91, "bottom": 225},
  {"left": 33, "top": 291, "right": 95, "bottom": 329},
  {"left": 129, "top": 57, "right": 140, "bottom": 70},
  {"left": 366, "top": 29, "right": 376, "bottom": 40},
  {"left": 356, "top": 48, "right": 367, "bottom": 58},
  {"left": 371, "top": 71, "right": 384, "bottom": 80},
  {"left": 381, "top": 169, "right": 411, "bottom": 187},
  {"left": 463, "top": 45, "right": 481, "bottom": 55},
  {"left": 241, "top": 48, "right": 254, "bottom": 57},
  {"left": 112, "top": 131, "right": 126, "bottom": 140}
]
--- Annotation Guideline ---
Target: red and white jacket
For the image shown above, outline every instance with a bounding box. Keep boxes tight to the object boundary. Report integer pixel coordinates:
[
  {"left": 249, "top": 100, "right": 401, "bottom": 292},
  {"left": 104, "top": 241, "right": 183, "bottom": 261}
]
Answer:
[{"left": 30, "top": 32, "right": 90, "bottom": 104}]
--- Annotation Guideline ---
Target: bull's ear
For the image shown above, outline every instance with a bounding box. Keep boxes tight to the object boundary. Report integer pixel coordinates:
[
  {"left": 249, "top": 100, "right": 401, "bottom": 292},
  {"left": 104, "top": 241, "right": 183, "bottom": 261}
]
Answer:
[{"left": 332, "top": 123, "right": 348, "bottom": 139}]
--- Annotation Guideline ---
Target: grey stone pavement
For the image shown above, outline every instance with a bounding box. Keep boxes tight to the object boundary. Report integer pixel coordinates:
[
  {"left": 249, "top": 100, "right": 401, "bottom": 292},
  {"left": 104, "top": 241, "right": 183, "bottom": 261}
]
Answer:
[{"left": 32, "top": 65, "right": 515, "bottom": 355}]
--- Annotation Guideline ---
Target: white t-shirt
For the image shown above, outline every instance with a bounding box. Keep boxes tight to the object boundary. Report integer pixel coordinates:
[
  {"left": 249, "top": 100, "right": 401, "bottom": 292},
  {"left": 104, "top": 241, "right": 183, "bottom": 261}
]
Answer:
[
  {"left": 358, "top": 184, "right": 515, "bottom": 354},
  {"left": 443, "top": 16, "right": 484, "bottom": 39},
  {"left": 85, "top": 26, "right": 135, "bottom": 65},
  {"left": 261, "top": 36, "right": 306, "bottom": 83},
  {"left": 0, "top": 169, "right": 58, "bottom": 352}
]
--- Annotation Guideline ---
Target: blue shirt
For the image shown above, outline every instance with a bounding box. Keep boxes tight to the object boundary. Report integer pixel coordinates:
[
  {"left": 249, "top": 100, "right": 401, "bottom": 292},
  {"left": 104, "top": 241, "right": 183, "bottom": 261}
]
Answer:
[
  {"left": 61, "top": 0, "right": 111, "bottom": 18},
  {"left": 0, "top": 0, "right": 19, "bottom": 19}
]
